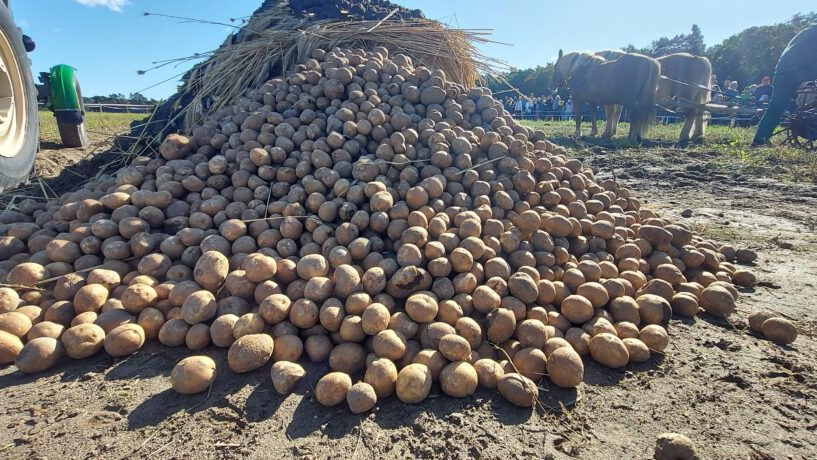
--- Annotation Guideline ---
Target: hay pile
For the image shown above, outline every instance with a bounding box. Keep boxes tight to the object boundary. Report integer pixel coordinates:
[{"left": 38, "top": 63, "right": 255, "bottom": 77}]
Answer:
[
  {"left": 0, "top": 45, "right": 768, "bottom": 411},
  {"left": 142, "top": 0, "right": 500, "bottom": 146}
]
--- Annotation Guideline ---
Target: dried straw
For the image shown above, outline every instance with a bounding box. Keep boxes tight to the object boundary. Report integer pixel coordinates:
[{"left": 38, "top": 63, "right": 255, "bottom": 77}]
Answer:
[{"left": 147, "top": 4, "right": 505, "bottom": 135}]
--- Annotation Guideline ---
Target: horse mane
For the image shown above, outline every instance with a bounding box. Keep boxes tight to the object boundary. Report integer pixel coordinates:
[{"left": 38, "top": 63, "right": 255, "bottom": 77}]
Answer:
[{"left": 557, "top": 52, "right": 605, "bottom": 82}]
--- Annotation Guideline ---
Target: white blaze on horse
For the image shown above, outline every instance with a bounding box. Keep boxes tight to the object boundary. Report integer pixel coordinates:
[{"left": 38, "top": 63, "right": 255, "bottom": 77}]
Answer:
[{"left": 551, "top": 50, "right": 660, "bottom": 144}]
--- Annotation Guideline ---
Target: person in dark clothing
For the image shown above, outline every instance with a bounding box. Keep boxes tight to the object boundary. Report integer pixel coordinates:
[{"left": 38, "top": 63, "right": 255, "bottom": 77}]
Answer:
[
  {"left": 753, "top": 76, "right": 774, "bottom": 104},
  {"left": 754, "top": 24, "right": 817, "bottom": 144}
]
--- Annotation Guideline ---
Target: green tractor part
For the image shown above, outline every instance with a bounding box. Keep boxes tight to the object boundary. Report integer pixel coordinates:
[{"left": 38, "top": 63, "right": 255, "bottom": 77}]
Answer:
[{"left": 39, "top": 64, "right": 88, "bottom": 148}]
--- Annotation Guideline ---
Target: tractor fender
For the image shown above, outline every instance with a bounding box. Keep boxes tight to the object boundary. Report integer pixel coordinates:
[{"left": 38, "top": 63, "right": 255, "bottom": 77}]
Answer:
[{"left": 49, "top": 64, "right": 83, "bottom": 125}]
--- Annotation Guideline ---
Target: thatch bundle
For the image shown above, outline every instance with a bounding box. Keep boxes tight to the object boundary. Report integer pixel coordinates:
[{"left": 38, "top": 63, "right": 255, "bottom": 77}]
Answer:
[{"left": 147, "top": 2, "right": 502, "bottom": 143}]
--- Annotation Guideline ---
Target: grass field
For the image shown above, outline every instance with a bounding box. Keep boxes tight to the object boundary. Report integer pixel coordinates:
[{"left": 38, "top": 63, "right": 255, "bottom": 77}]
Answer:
[
  {"left": 520, "top": 119, "right": 817, "bottom": 182},
  {"left": 38, "top": 110, "right": 146, "bottom": 144}
]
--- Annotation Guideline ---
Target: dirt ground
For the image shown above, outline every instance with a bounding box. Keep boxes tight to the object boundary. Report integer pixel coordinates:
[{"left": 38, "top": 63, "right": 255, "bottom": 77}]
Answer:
[{"left": 1, "top": 141, "right": 816, "bottom": 459}]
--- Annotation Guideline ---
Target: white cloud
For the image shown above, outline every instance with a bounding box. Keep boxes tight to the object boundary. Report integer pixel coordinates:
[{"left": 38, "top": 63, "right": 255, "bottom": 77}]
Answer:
[
  {"left": 74, "top": 0, "right": 129, "bottom": 12},
  {"left": 18, "top": 19, "right": 30, "bottom": 28}
]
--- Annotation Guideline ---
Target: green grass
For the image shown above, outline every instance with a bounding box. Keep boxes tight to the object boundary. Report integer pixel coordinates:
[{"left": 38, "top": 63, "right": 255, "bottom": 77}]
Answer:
[
  {"left": 38, "top": 110, "right": 147, "bottom": 144},
  {"left": 520, "top": 119, "right": 817, "bottom": 182}
]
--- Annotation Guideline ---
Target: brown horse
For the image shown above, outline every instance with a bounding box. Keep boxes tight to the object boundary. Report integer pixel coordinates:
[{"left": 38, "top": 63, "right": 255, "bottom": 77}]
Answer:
[
  {"left": 656, "top": 53, "right": 712, "bottom": 144},
  {"left": 594, "top": 50, "right": 626, "bottom": 137},
  {"left": 551, "top": 50, "right": 660, "bottom": 144}
]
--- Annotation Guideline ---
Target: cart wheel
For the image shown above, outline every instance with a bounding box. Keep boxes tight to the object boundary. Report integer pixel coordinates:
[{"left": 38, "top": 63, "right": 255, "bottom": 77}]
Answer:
[
  {"left": 0, "top": 2, "right": 39, "bottom": 193},
  {"left": 58, "top": 120, "right": 88, "bottom": 148}
]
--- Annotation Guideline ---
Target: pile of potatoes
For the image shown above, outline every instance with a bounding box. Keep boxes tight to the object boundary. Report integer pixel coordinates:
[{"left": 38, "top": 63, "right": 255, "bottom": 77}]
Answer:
[{"left": 0, "top": 46, "right": 770, "bottom": 411}]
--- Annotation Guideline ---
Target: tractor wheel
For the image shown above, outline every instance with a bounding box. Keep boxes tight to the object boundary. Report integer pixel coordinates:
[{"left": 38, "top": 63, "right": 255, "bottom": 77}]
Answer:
[{"left": 0, "top": 2, "right": 38, "bottom": 193}]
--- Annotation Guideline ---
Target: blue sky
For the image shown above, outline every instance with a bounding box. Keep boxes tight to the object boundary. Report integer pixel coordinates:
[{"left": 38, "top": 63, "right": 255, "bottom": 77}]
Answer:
[{"left": 11, "top": 0, "right": 813, "bottom": 100}]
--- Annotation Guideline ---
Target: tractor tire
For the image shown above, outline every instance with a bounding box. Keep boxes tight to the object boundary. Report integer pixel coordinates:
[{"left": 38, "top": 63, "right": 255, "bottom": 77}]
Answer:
[
  {"left": 58, "top": 120, "right": 88, "bottom": 148},
  {"left": 0, "top": 2, "right": 38, "bottom": 193}
]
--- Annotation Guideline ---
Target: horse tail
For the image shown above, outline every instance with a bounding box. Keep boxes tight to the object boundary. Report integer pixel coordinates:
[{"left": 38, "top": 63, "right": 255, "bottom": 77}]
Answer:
[{"left": 639, "top": 59, "right": 660, "bottom": 138}]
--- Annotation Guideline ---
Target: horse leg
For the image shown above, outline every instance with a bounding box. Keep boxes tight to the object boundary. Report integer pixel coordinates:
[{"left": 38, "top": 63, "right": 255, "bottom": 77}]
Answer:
[
  {"left": 573, "top": 98, "right": 582, "bottom": 137},
  {"left": 612, "top": 105, "right": 622, "bottom": 136},
  {"left": 590, "top": 105, "right": 599, "bottom": 136},
  {"left": 628, "top": 109, "right": 641, "bottom": 145},
  {"left": 691, "top": 109, "right": 707, "bottom": 142},
  {"left": 679, "top": 110, "right": 695, "bottom": 145}
]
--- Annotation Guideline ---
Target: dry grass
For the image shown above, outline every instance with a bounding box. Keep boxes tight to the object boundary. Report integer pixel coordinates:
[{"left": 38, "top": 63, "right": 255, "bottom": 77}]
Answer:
[{"left": 147, "top": 4, "right": 503, "bottom": 136}]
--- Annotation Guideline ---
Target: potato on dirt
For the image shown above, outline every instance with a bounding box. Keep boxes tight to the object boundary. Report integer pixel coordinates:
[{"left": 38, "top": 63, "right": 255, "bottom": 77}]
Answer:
[
  {"left": 654, "top": 432, "right": 699, "bottom": 460},
  {"left": 347, "top": 382, "right": 378, "bottom": 413},
  {"left": 270, "top": 361, "right": 306, "bottom": 394},
  {"left": 364, "top": 358, "right": 399, "bottom": 398},
  {"left": 639, "top": 324, "right": 669, "bottom": 351},
  {"left": 497, "top": 373, "right": 539, "bottom": 407},
  {"left": 761, "top": 317, "right": 798, "bottom": 345},
  {"left": 315, "top": 372, "right": 352, "bottom": 407},
  {"left": 623, "top": 338, "right": 651, "bottom": 362},
  {"left": 546, "top": 347, "right": 584, "bottom": 388},
  {"left": 104, "top": 324, "right": 146, "bottom": 357},
  {"left": 396, "top": 363, "right": 432, "bottom": 404},
  {"left": 0, "top": 330, "right": 24, "bottom": 364},
  {"left": 61, "top": 323, "right": 106, "bottom": 359},
  {"left": 698, "top": 285, "right": 736, "bottom": 316},
  {"left": 271, "top": 334, "right": 303, "bottom": 362},
  {"left": 16, "top": 337, "right": 64, "bottom": 373},
  {"left": 589, "top": 333, "right": 629, "bottom": 368},
  {"left": 171, "top": 356, "right": 217, "bottom": 394},
  {"left": 747, "top": 310, "right": 776, "bottom": 333},
  {"left": 0, "top": 311, "right": 32, "bottom": 338},
  {"left": 227, "top": 333, "right": 274, "bottom": 373},
  {"left": 473, "top": 358, "right": 505, "bottom": 388},
  {"left": 440, "top": 361, "right": 478, "bottom": 397}
]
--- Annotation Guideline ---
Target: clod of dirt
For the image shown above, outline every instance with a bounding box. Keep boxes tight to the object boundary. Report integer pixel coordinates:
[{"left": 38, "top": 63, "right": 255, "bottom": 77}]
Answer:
[{"left": 654, "top": 432, "right": 699, "bottom": 460}]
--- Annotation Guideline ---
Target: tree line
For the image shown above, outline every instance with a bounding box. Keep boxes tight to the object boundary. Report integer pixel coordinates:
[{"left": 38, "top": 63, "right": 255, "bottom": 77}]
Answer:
[
  {"left": 485, "top": 12, "right": 817, "bottom": 96},
  {"left": 83, "top": 92, "right": 160, "bottom": 105}
]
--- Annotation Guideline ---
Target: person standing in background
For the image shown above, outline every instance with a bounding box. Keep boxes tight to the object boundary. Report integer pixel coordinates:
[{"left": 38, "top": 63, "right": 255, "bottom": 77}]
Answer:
[{"left": 514, "top": 96, "right": 524, "bottom": 118}]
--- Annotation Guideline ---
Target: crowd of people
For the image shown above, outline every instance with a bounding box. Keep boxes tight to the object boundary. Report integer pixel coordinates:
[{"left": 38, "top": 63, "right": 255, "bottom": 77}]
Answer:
[
  {"left": 710, "top": 75, "right": 775, "bottom": 107},
  {"left": 503, "top": 93, "right": 581, "bottom": 120}
]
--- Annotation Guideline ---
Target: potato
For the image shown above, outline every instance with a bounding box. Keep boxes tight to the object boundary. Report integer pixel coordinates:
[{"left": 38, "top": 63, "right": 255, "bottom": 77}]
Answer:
[
  {"left": 364, "top": 358, "right": 399, "bottom": 398},
  {"left": 622, "top": 338, "right": 651, "bottom": 362},
  {"left": 53, "top": 273, "right": 87, "bottom": 301},
  {"left": 171, "top": 356, "right": 217, "bottom": 394},
  {"left": 497, "top": 373, "right": 539, "bottom": 407},
  {"left": 486, "top": 308, "right": 516, "bottom": 343},
  {"left": 15, "top": 337, "right": 63, "bottom": 373},
  {"left": 372, "top": 329, "right": 406, "bottom": 360},
  {"left": 0, "top": 330, "right": 24, "bottom": 364},
  {"left": 654, "top": 432, "right": 699, "bottom": 460},
  {"left": 361, "top": 303, "right": 390, "bottom": 335},
  {"left": 438, "top": 334, "right": 471, "bottom": 362},
  {"left": 761, "top": 317, "right": 798, "bottom": 345},
  {"left": 473, "top": 358, "right": 504, "bottom": 388},
  {"left": 242, "top": 254, "right": 277, "bottom": 282},
  {"left": 329, "top": 342, "right": 366, "bottom": 374},
  {"left": 104, "top": 324, "right": 145, "bottom": 357},
  {"left": 576, "top": 282, "right": 609, "bottom": 307},
  {"left": 95, "top": 309, "right": 135, "bottom": 334},
  {"left": 61, "top": 323, "right": 106, "bottom": 359},
  {"left": 0, "top": 311, "right": 32, "bottom": 337},
  {"left": 227, "top": 333, "right": 274, "bottom": 373},
  {"left": 0, "top": 287, "right": 20, "bottom": 313},
  {"left": 72, "top": 284, "right": 108, "bottom": 314},
  {"left": 507, "top": 272, "right": 538, "bottom": 304},
  {"left": 636, "top": 294, "right": 670, "bottom": 325},
  {"left": 405, "top": 293, "right": 438, "bottom": 323},
  {"left": 472, "top": 285, "right": 501, "bottom": 313},
  {"left": 233, "top": 312, "right": 266, "bottom": 338},
  {"left": 209, "top": 314, "right": 239, "bottom": 348},
  {"left": 546, "top": 347, "right": 584, "bottom": 388},
  {"left": 71, "top": 311, "right": 98, "bottom": 327},
  {"left": 181, "top": 290, "right": 217, "bottom": 324},
  {"left": 271, "top": 334, "right": 303, "bottom": 362},
  {"left": 512, "top": 347, "right": 547, "bottom": 381},
  {"left": 8, "top": 262, "right": 50, "bottom": 286},
  {"left": 589, "top": 333, "right": 629, "bottom": 368},
  {"left": 698, "top": 285, "right": 736, "bottom": 316},
  {"left": 440, "top": 361, "right": 478, "bottom": 397},
  {"left": 347, "top": 381, "right": 378, "bottom": 413},
  {"left": 639, "top": 324, "right": 669, "bottom": 352},
  {"left": 670, "top": 293, "right": 699, "bottom": 317},
  {"left": 396, "top": 363, "right": 432, "bottom": 403},
  {"left": 120, "top": 284, "right": 158, "bottom": 314},
  {"left": 747, "top": 310, "right": 776, "bottom": 333},
  {"left": 86, "top": 269, "right": 121, "bottom": 290},
  {"left": 560, "top": 295, "right": 594, "bottom": 324},
  {"left": 314, "top": 371, "right": 352, "bottom": 407},
  {"left": 193, "top": 250, "right": 229, "bottom": 291},
  {"left": 259, "top": 294, "right": 291, "bottom": 325},
  {"left": 614, "top": 321, "right": 640, "bottom": 339},
  {"left": 270, "top": 361, "right": 306, "bottom": 394}
]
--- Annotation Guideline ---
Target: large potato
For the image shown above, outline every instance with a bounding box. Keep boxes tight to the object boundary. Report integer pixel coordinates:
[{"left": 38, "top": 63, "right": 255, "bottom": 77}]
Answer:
[
  {"left": 171, "top": 356, "right": 217, "bottom": 394},
  {"left": 0, "top": 330, "right": 24, "bottom": 364},
  {"left": 181, "top": 290, "right": 218, "bottom": 324},
  {"left": 473, "top": 358, "right": 504, "bottom": 389},
  {"left": 364, "top": 358, "right": 399, "bottom": 398},
  {"left": 0, "top": 311, "right": 32, "bottom": 338},
  {"left": 546, "top": 347, "right": 584, "bottom": 388},
  {"left": 396, "top": 363, "right": 432, "bottom": 404},
  {"left": 104, "top": 324, "right": 146, "bottom": 357},
  {"left": 227, "top": 333, "right": 274, "bottom": 373},
  {"left": 347, "top": 382, "right": 377, "bottom": 414},
  {"left": 439, "top": 361, "right": 478, "bottom": 397},
  {"left": 315, "top": 372, "right": 352, "bottom": 407},
  {"left": 761, "top": 317, "right": 798, "bottom": 345},
  {"left": 61, "top": 323, "right": 106, "bottom": 359},
  {"left": 497, "top": 373, "right": 539, "bottom": 407},
  {"left": 270, "top": 361, "right": 306, "bottom": 394},
  {"left": 589, "top": 333, "right": 629, "bottom": 368},
  {"left": 193, "top": 251, "right": 229, "bottom": 291},
  {"left": 16, "top": 337, "right": 63, "bottom": 373}
]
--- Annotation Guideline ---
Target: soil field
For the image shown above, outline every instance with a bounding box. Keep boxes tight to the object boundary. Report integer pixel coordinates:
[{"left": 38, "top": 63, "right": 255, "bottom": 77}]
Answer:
[{"left": 0, "top": 120, "right": 815, "bottom": 459}]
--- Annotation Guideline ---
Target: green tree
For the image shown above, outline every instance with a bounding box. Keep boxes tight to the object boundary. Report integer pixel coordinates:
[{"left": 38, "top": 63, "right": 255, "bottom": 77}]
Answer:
[{"left": 624, "top": 25, "right": 706, "bottom": 57}]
